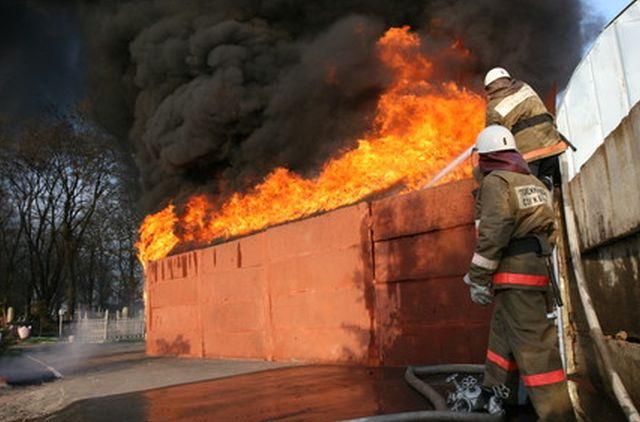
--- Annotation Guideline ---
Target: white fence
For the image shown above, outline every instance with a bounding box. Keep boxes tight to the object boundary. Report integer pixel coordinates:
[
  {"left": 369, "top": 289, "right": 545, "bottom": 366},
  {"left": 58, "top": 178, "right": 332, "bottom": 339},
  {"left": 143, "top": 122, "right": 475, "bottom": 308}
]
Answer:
[{"left": 67, "top": 310, "right": 145, "bottom": 343}]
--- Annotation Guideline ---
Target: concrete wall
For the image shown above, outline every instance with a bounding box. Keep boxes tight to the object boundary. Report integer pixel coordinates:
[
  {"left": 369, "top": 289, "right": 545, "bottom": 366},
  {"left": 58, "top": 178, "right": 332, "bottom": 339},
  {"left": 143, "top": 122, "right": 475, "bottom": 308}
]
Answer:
[
  {"left": 566, "top": 100, "right": 640, "bottom": 406},
  {"left": 145, "top": 179, "right": 491, "bottom": 365},
  {"left": 568, "top": 101, "right": 640, "bottom": 338},
  {"left": 371, "top": 180, "right": 491, "bottom": 365}
]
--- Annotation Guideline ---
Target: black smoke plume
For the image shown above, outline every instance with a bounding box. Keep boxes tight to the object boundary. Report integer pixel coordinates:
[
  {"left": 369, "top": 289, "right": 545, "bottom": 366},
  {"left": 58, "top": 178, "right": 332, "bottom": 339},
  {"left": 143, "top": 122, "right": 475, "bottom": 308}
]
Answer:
[
  {"left": 80, "top": 0, "right": 596, "bottom": 213},
  {"left": 0, "top": 1, "right": 86, "bottom": 118}
]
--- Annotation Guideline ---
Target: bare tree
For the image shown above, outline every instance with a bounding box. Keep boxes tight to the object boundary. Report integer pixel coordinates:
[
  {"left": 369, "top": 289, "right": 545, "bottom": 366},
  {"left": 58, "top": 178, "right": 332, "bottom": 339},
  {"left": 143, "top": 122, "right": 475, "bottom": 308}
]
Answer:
[{"left": 0, "top": 114, "right": 143, "bottom": 330}]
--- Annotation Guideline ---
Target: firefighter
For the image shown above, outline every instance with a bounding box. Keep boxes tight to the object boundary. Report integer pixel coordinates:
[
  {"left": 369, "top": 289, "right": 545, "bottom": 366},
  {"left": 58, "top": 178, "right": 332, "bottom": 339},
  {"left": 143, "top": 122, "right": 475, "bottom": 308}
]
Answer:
[
  {"left": 464, "top": 125, "right": 575, "bottom": 421},
  {"left": 483, "top": 67, "right": 569, "bottom": 188}
]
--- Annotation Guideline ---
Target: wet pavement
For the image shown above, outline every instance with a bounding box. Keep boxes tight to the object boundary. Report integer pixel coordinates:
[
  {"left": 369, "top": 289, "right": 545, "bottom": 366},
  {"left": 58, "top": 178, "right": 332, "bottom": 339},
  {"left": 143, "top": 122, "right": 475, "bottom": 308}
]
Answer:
[
  {"left": 38, "top": 366, "right": 627, "bottom": 422},
  {"left": 0, "top": 343, "right": 292, "bottom": 421},
  {"left": 1, "top": 344, "right": 626, "bottom": 421},
  {"left": 40, "top": 365, "right": 430, "bottom": 421}
]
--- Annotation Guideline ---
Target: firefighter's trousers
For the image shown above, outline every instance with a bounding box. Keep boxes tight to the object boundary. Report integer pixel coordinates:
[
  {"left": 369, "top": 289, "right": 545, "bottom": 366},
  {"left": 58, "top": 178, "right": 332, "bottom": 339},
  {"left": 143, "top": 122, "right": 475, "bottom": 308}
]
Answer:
[{"left": 482, "top": 289, "right": 575, "bottom": 421}]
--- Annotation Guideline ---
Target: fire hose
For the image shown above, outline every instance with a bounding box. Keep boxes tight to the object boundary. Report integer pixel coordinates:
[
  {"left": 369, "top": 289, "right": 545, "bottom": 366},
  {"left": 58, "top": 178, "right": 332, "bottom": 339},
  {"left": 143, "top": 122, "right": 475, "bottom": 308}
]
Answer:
[{"left": 345, "top": 364, "right": 505, "bottom": 422}]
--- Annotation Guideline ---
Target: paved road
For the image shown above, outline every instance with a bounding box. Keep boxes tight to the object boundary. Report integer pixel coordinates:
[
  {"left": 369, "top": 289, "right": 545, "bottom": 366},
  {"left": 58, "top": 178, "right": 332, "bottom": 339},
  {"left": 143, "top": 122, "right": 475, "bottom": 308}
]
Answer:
[
  {"left": 1, "top": 342, "right": 625, "bottom": 421},
  {"left": 40, "top": 366, "right": 429, "bottom": 421},
  {"left": 0, "top": 342, "right": 292, "bottom": 421}
]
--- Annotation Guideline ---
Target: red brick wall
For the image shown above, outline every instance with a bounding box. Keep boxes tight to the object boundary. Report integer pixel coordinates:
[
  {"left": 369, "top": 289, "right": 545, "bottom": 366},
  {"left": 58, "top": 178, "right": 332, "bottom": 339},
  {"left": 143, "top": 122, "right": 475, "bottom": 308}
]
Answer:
[{"left": 145, "top": 179, "right": 491, "bottom": 365}]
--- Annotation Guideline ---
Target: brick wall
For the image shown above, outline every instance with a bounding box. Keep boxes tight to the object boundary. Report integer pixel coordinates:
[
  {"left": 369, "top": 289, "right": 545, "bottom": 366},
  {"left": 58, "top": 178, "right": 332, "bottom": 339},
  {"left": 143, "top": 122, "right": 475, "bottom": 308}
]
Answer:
[{"left": 145, "top": 179, "right": 492, "bottom": 365}]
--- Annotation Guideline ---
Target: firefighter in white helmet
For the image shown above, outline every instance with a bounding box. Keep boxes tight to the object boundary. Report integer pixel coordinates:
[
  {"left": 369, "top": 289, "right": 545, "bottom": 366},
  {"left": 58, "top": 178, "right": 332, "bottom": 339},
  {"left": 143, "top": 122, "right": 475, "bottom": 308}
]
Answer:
[
  {"left": 483, "top": 67, "right": 569, "bottom": 188},
  {"left": 465, "top": 125, "right": 575, "bottom": 421}
]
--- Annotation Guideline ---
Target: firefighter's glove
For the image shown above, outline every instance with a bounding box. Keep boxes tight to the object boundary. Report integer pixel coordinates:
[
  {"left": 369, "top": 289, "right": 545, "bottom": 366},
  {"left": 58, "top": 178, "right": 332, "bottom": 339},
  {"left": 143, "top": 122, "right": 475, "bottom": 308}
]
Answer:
[{"left": 464, "top": 274, "right": 493, "bottom": 306}]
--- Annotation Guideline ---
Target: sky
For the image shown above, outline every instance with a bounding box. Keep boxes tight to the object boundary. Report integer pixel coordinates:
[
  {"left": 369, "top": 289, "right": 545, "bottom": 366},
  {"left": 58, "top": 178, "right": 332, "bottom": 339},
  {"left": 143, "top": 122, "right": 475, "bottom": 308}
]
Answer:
[
  {"left": 0, "top": 1, "right": 85, "bottom": 119},
  {"left": 588, "top": 0, "right": 633, "bottom": 23}
]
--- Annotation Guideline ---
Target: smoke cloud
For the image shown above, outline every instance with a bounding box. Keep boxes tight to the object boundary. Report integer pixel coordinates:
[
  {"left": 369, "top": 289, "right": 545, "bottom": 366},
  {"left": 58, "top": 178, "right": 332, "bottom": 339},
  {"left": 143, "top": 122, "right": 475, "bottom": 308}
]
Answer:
[
  {"left": 0, "top": 1, "right": 86, "bottom": 118},
  {"left": 81, "top": 0, "right": 595, "bottom": 213}
]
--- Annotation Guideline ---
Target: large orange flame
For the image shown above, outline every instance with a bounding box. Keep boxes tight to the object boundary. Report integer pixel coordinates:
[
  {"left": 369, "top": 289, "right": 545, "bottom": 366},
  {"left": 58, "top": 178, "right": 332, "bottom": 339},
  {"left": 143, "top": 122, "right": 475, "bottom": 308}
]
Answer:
[{"left": 137, "top": 27, "right": 485, "bottom": 264}]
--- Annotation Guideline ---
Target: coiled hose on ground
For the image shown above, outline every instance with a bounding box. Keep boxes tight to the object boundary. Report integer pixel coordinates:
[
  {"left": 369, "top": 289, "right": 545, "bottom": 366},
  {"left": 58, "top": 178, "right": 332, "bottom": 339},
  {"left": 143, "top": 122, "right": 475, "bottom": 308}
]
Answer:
[{"left": 346, "top": 364, "right": 505, "bottom": 422}]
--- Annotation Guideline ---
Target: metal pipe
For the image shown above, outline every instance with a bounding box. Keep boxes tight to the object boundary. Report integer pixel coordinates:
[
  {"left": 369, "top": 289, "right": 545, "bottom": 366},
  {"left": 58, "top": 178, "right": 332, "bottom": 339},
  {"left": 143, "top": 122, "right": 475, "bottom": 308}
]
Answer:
[{"left": 551, "top": 248, "right": 567, "bottom": 369}]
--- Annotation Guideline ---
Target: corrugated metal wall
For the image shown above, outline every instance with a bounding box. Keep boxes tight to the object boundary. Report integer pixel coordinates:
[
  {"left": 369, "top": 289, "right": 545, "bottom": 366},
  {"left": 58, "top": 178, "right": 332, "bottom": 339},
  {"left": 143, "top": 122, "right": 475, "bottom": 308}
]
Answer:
[{"left": 557, "top": 0, "right": 640, "bottom": 177}]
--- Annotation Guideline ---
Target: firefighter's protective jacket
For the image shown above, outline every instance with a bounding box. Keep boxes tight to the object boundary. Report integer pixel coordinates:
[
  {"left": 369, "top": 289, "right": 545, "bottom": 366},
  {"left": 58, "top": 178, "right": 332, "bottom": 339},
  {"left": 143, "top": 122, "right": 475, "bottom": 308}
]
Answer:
[
  {"left": 486, "top": 80, "right": 566, "bottom": 162},
  {"left": 470, "top": 170, "right": 556, "bottom": 290}
]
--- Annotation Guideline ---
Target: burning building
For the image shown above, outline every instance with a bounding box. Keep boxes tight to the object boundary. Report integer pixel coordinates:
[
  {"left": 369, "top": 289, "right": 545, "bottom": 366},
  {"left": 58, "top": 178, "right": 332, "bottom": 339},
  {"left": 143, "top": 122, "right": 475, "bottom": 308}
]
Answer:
[
  {"left": 139, "top": 26, "right": 488, "bottom": 364},
  {"left": 136, "top": 27, "right": 486, "bottom": 262},
  {"left": 144, "top": 178, "right": 491, "bottom": 364},
  {"left": 91, "top": 1, "right": 592, "bottom": 365}
]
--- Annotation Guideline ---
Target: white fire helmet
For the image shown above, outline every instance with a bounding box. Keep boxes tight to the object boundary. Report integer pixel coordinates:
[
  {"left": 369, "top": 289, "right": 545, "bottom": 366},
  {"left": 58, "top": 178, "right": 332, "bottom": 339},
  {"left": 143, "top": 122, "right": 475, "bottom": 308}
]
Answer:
[
  {"left": 475, "top": 125, "right": 517, "bottom": 154},
  {"left": 484, "top": 67, "right": 511, "bottom": 87}
]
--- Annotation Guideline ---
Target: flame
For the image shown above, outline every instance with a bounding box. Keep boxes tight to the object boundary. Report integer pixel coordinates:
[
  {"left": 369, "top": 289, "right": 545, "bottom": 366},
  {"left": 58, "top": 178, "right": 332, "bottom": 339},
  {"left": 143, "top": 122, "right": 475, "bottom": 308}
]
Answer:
[
  {"left": 137, "top": 205, "right": 179, "bottom": 264},
  {"left": 136, "top": 26, "right": 486, "bottom": 264}
]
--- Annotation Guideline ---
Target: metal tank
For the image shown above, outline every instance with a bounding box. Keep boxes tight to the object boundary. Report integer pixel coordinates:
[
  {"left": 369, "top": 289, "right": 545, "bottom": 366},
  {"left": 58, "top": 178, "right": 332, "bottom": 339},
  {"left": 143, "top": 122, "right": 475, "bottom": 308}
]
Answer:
[
  {"left": 557, "top": 0, "right": 640, "bottom": 178},
  {"left": 555, "top": 1, "right": 640, "bottom": 418}
]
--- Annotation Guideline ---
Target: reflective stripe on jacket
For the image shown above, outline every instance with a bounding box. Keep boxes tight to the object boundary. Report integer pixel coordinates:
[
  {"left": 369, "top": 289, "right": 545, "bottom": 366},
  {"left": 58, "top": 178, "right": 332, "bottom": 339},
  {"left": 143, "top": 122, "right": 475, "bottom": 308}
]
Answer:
[
  {"left": 469, "top": 170, "right": 556, "bottom": 290},
  {"left": 486, "top": 81, "right": 566, "bottom": 162}
]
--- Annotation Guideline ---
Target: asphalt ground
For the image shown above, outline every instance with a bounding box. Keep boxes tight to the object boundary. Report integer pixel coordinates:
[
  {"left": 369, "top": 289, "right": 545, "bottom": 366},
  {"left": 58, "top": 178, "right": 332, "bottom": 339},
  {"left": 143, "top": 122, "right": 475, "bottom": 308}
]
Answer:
[
  {"left": 0, "top": 342, "right": 626, "bottom": 421},
  {"left": 39, "top": 365, "right": 429, "bottom": 421},
  {"left": 0, "top": 342, "right": 292, "bottom": 421},
  {"left": 43, "top": 372, "right": 625, "bottom": 422}
]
